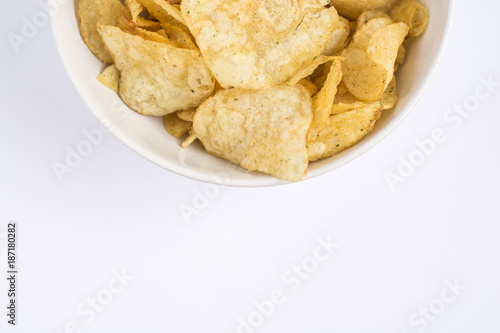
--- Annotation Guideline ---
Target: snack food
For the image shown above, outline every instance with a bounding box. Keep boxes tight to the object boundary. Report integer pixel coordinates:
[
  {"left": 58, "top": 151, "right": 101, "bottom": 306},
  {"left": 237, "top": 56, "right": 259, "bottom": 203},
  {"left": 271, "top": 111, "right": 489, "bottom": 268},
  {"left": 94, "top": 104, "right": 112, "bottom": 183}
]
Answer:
[{"left": 77, "top": 0, "right": 429, "bottom": 182}]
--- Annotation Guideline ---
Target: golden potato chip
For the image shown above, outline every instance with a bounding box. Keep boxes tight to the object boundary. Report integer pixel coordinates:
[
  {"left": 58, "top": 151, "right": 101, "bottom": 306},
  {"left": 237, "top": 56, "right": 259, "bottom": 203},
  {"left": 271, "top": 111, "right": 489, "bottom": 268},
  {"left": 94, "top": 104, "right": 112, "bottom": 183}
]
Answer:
[
  {"left": 322, "top": 17, "right": 351, "bottom": 56},
  {"left": 177, "top": 109, "right": 196, "bottom": 122},
  {"left": 181, "top": 0, "right": 339, "bottom": 89},
  {"left": 98, "top": 25, "right": 215, "bottom": 116},
  {"left": 330, "top": 0, "right": 398, "bottom": 20},
  {"left": 308, "top": 102, "right": 383, "bottom": 162},
  {"left": 97, "top": 65, "right": 120, "bottom": 92},
  {"left": 341, "top": 18, "right": 409, "bottom": 101},
  {"left": 163, "top": 113, "right": 192, "bottom": 137},
  {"left": 124, "top": 0, "right": 161, "bottom": 29},
  {"left": 357, "top": 10, "right": 391, "bottom": 30},
  {"left": 137, "top": 0, "right": 185, "bottom": 26},
  {"left": 331, "top": 76, "right": 398, "bottom": 114},
  {"left": 298, "top": 79, "right": 319, "bottom": 97},
  {"left": 286, "top": 55, "right": 335, "bottom": 86},
  {"left": 312, "top": 57, "right": 343, "bottom": 127},
  {"left": 118, "top": 16, "right": 170, "bottom": 43},
  {"left": 77, "top": 0, "right": 130, "bottom": 64},
  {"left": 193, "top": 85, "right": 313, "bottom": 182},
  {"left": 390, "top": 0, "right": 429, "bottom": 37},
  {"left": 160, "top": 22, "right": 197, "bottom": 49}
]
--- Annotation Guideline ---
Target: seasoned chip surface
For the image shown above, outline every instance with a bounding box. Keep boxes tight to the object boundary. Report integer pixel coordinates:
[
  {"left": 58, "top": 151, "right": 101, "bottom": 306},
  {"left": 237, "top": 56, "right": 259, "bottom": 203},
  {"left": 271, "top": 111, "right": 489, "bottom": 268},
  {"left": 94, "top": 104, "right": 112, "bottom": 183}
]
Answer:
[
  {"left": 193, "top": 85, "right": 313, "bottom": 182},
  {"left": 181, "top": 0, "right": 339, "bottom": 89},
  {"left": 98, "top": 25, "right": 215, "bottom": 116}
]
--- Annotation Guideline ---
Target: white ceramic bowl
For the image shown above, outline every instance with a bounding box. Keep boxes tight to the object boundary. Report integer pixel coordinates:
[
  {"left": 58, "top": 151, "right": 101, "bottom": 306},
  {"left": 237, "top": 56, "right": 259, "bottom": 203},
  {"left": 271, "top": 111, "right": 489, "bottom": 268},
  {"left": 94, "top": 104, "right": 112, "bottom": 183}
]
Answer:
[{"left": 51, "top": 0, "right": 453, "bottom": 186}]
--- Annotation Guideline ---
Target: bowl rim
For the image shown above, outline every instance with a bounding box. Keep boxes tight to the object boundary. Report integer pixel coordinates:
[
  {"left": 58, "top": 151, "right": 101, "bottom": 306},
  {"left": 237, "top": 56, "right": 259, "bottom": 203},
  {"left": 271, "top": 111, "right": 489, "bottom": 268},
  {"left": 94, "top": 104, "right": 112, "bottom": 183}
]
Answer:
[{"left": 50, "top": 0, "right": 454, "bottom": 187}]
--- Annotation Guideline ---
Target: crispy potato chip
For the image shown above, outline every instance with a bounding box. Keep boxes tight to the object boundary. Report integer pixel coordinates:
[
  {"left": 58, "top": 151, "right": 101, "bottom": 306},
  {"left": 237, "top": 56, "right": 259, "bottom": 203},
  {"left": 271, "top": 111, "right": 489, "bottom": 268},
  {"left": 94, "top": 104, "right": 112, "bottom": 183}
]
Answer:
[
  {"left": 312, "top": 57, "right": 343, "bottom": 127},
  {"left": 160, "top": 22, "right": 197, "bottom": 49},
  {"left": 322, "top": 17, "right": 351, "bottom": 56},
  {"left": 357, "top": 10, "right": 391, "bottom": 29},
  {"left": 330, "top": 0, "right": 398, "bottom": 20},
  {"left": 182, "top": 0, "right": 339, "bottom": 89},
  {"left": 163, "top": 113, "right": 192, "bottom": 137},
  {"left": 342, "top": 18, "right": 409, "bottom": 101},
  {"left": 124, "top": 0, "right": 161, "bottom": 29},
  {"left": 308, "top": 102, "right": 383, "bottom": 161},
  {"left": 390, "top": 0, "right": 429, "bottom": 37},
  {"left": 286, "top": 55, "right": 335, "bottom": 86},
  {"left": 137, "top": 0, "right": 185, "bottom": 26},
  {"left": 78, "top": 0, "right": 130, "bottom": 64},
  {"left": 193, "top": 85, "right": 313, "bottom": 182},
  {"left": 96, "top": 65, "right": 120, "bottom": 92},
  {"left": 331, "top": 76, "right": 398, "bottom": 114},
  {"left": 298, "top": 79, "right": 319, "bottom": 97},
  {"left": 177, "top": 109, "right": 196, "bottom": 122},
  {"left": 98, "top": 25, "right": 215, "bottom": 116},
  {"left": 118, "top": 16, "right": 170, "bottom": 43}
]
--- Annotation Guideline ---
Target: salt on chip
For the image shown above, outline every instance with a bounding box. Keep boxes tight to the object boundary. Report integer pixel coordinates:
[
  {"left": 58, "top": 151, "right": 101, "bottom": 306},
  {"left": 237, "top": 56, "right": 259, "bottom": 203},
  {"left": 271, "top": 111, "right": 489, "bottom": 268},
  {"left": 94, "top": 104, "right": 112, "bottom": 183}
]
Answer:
[
  {"left": 311, "top": 57, "right": 343, "bottom": 127},
  {"left": 182, "top": 0, "right": 339, "bottom": 89},
  {"left": 390, "top": 0, "right": 429, "bottom": 37},
  {"left": 98, "top": 25, "right": 215, "bottom": 116},
  {"left": 341, "top": 18, "right": 409, "bottom": 102},
  {"left": 78, "top": 0, "right": 130, "bottom": 64},
  {"left": 330, "top": 0, "right": 398, "bottom": 20},
  {"left": 97, "top": 65, "right": 120, "bottom": 92},
  {"left": 163, "top": 113, "right": 192, "bottom": 137},
  {"left": 193, "top": 85, "right": 313, "bottom": 182},
  {"left": 308, "top": 102, "right": 383, "bottom": 162}
]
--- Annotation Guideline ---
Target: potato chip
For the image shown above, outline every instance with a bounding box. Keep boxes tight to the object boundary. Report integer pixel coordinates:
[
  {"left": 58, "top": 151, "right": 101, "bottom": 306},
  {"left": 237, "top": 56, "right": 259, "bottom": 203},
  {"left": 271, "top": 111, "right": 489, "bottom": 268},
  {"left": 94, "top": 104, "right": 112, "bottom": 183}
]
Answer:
[
  {"left": 286, "top": 55, "right": 335, "bottom": 86},
  {"left": 160, "top": 22, "right": 197, "bottom": 49},
  {"left": 118, "top": 16, "right": 170, "bottom": 43},
  {"left": 124, "top": 0, "right": 161, "bottom": 29},
  {"left": 98, "top": 25, "right": 215, "bottom": 116},
  {"left": 308, "top": 102, "right": 383, "bottom": 161},
  {"left": 78, "top": 0, "right": 130, "bottom": 64},
  {"left": 177, "top": 109, "right": 196, "bottom": 122},
  {"left": 330, "top": 0, "right": 398, "bottom": 20},
  {"left": 298, "top": 78, "right": 319, "bottom": 97},
  {"left": 357, "top": 10, "right": 391, "bottom": 29},
  {"left": 96, "top": 65, "right": 120, "bottom": 92},
  {"left": 163, "top": 113, "right": 192, "bottom": 137},
  {"left": 390, "top": 0, "right": 429, "bottom": 37},
  {"left": 193, "top": 85, "right": 313, "bottom": 182},
  {"left": 181, "top": 0, "right": 339, "bottom": 89},
  {"left": 312, "top": 57, "right": 343, "bottom": 127},
  {"left": 341, "top": 18, "right": 409, "bottom": 101},
  {"left": 137, "top": 0, "right": 186, "bottom": 26},
  {"left": 322, "top": 17, "right": 351, "bottom": 56}
]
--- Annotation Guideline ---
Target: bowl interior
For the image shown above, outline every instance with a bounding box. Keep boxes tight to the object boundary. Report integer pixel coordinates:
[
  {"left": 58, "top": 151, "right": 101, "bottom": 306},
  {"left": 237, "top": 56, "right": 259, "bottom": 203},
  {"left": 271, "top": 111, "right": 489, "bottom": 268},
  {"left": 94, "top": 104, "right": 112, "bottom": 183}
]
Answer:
[{"left": 51, "top": 0, "right": 453, "bottom": 187}]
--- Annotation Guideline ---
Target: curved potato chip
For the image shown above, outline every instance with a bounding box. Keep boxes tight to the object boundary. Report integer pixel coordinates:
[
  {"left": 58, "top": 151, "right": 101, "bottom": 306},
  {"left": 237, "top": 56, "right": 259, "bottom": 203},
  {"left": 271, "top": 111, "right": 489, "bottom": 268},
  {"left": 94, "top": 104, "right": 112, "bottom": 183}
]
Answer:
[
  {"left": 322, "top": 17, "right": 351, "bottom": 56},
  {"left": 312, "top": 57, "right": 343, "bottom": 127},
  {"left": 177, "top": 109, "right": 196, "bottom": 122},
  {"left": 98, "top": 25, "right": 215, "bottom": 116},
  {"left": 342, "top": 19, "right": 408, "bottom": 101},
  {"left": 163, "top": 113, "right": 192, "bottom": 137},
  {"left": 308, "top": 102, "right": 383, "bottom": 161},
  {"left": 118, "top": 16, "right": 170, "bottom": 43},
  {"left": 390, "top": 0, "right": 429, "bottom": 37},
  {"left": 298, "top": 79, "right": 319, "bottom": 97},
  {"left": 78, "top": 0, "right": 130, "bottom": 64},
  {"left": 137, "top": 0, "right": 186, "bottom": 25},
  {"left": 357, "top": 10, "right": 391, "bottom": 29},
  {"left": 286, "top": 55, "right": 335, "bottom": 86},
  {"left": 96, "top": 65, "right": 120, "bottom": 92},
  {"left": 124, "top": 0, "right": 161, "bottom": 29},
  {"left": 160, "top": 22, "right": 197, "bottom": 49},
  {"left": 330, "top": 0, "right": 398, "bottom": 20},
  {"left": 193, "top": 85, "right": 313, "bottom": 182},
  {"left": 182, "top": 0, "right": 339, "bottom": 89}
]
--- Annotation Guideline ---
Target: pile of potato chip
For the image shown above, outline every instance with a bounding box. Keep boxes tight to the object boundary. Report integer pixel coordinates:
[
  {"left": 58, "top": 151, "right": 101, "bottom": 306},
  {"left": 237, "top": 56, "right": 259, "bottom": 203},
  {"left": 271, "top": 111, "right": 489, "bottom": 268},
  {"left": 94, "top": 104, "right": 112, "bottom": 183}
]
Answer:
[{"left": 78, "top": 0, "right": 429, "bottom": 182}]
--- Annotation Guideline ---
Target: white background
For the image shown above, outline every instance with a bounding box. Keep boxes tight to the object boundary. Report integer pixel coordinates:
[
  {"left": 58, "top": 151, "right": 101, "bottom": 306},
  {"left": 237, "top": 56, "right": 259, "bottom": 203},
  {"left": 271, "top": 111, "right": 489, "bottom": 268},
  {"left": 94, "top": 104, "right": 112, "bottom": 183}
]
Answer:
[{"left": 1, "top": 0, "right": 499, "bottom": 332}]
